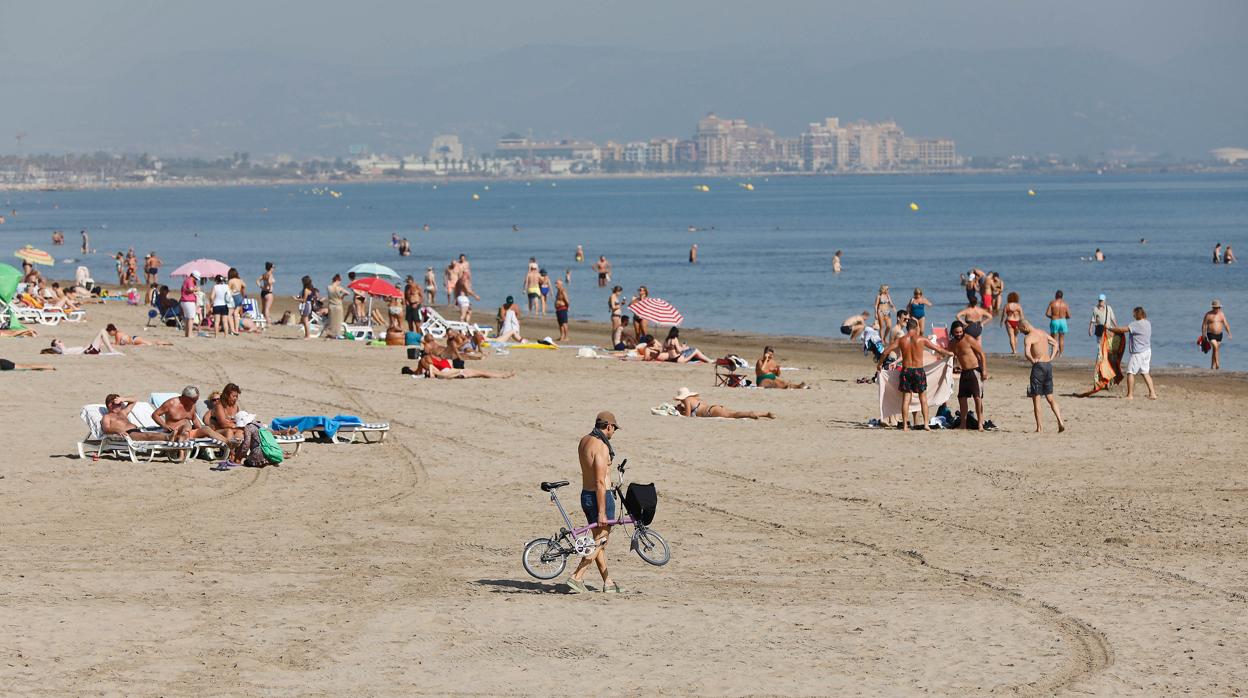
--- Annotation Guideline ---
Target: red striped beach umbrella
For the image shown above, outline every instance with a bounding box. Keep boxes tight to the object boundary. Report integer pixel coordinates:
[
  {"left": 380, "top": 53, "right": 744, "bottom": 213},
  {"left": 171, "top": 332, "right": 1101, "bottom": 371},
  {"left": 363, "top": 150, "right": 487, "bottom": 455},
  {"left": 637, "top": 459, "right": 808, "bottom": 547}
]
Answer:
[{"left": 629, "top": 297, "right": 684, "bottom": 326}]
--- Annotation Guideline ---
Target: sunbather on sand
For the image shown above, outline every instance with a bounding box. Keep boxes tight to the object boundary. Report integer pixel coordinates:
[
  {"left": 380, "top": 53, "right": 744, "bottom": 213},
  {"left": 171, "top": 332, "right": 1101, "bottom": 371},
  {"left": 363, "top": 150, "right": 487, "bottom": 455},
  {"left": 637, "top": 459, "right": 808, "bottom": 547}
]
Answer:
[
  {"left": 0, "top": 328, "right": 39, "bottom": 337},
  {"left": 1, "top": 358, "right": 54, "bottom": 370},
  {"left": 407, "top": 352, "right": 514, "bottom": 379},
  {"left": 153, "top": 385, "right": 229, "bottom": 443},
  {"left": 672, "top": 387, "right": 775, "bottom": 419},
  {"left": 41, "top": 330, "right": 117, "bottom": 355},
  {"left": 102, "top": 394, "right": 189, "bottom": 441},
  {"left": 105, "top": 323, "right": 172, "bottom": 347},
  {"left": 755, "top": 346, "right": 807, "bottom": 389},
  {"left": 662, "top": 328, "right": 710, "bottom": 364}
]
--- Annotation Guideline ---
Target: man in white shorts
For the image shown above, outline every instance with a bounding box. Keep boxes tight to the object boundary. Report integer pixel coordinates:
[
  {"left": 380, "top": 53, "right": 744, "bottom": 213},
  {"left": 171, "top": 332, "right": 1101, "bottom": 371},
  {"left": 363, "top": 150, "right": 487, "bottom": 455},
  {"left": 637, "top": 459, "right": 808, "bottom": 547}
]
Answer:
[
  {"left": 1111, "top": 306, "right": 1157, "bottom": 400},
  {"left": 179, "top": 271, "right": 201, "bottom": 338}
]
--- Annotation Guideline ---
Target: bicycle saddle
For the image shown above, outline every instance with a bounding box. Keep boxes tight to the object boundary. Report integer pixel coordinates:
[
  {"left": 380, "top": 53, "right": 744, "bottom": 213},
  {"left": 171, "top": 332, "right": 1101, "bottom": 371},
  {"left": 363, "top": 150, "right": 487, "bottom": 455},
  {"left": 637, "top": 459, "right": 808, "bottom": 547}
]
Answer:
[{"left": 540, "top": 480, "right": 570, "bottom": 491}]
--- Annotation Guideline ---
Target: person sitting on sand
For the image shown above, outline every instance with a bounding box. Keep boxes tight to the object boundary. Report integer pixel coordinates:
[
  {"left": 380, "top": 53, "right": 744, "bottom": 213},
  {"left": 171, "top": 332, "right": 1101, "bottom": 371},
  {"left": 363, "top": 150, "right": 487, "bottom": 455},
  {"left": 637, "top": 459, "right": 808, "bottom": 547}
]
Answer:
[
  {"left": 636, "top": 335, "right": 667, "bottom": 361},
  {"left": 152, "top": 385, "right": 229, "bottom": 443},
  {"left": 672, "top": 387, "right": 775, "bottom": 419},
  {"left": 41, "top": 330, "right": 118, "bottom": 355},
  {"left": 496, "top": 297, "right": 525, "bottom": 343},
  {"left": 662, "top": 328, "right": 710, "bottom": 364},
  {"left": 840, "top": 311, "right": 870, "bottom": 341},
  {"left": 105, "top": 323, "right": 172, "bottom": 347},
  {"left": 755, "top": 346, "right": 807, "bottom": 389},
  {"left": 405, "top": 351, "right": 515, "bottom": 379},
  {"left": 614, "top": 314, "right": 637, "bottom": 350},
  {"left": 101, "top": 394, "right": 188, "bottom": 442}
]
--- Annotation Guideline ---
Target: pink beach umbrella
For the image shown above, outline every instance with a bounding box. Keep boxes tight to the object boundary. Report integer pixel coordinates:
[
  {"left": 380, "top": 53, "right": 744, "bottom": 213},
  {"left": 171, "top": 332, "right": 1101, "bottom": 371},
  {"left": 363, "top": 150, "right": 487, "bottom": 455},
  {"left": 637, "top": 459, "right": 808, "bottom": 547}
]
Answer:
[
  {"left": 629, "top": 297, "right": 684, "bottom": 326},
  {"left": 170, "top": 258, "right": 231, "bottom": 279}
]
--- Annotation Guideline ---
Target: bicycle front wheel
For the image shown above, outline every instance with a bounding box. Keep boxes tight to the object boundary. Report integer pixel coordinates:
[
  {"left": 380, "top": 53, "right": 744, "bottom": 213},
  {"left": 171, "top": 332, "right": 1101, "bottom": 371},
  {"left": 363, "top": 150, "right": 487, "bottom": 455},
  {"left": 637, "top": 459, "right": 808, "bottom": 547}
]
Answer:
[
  {"left": 522, "top": 537, "right": 568, "bottom": 580},
  {"left": 632, "top": 528, "right": 671, "bottom": 566}
]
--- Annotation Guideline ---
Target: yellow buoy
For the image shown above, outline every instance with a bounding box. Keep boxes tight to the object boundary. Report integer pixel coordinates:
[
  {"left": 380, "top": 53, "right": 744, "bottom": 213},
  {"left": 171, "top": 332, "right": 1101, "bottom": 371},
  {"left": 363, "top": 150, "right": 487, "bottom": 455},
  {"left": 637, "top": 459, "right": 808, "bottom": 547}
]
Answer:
[
  {"left": 471, "top": 193, "right": 480, "bottom": 201},
  {"left": 1028, "top": 189, "right": 1036, "bottom": 196},
  {"left": 745, "top": 183, "right": 754, "bottom": 191},
  {"left": 909, "top": 202, "right": 920, "bottom": 211}
]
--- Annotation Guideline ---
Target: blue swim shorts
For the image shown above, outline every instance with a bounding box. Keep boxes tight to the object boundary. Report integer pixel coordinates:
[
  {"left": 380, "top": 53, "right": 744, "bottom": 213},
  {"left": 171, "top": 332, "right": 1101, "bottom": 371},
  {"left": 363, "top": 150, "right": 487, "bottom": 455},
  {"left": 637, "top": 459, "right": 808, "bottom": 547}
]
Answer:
[
  {"left": 580, "top": 489, "right": 616, "bottom": 525},
  {"left": 1049, "top": 318, "right": 1068, "bottom": 335}
]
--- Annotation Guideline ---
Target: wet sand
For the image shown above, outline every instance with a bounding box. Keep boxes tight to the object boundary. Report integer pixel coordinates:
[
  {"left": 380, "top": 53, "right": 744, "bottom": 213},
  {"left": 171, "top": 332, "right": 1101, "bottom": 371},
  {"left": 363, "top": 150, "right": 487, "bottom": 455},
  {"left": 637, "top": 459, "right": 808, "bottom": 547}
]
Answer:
[{"left": 2, "top": 300, "right": 1246, "bottom": 695}]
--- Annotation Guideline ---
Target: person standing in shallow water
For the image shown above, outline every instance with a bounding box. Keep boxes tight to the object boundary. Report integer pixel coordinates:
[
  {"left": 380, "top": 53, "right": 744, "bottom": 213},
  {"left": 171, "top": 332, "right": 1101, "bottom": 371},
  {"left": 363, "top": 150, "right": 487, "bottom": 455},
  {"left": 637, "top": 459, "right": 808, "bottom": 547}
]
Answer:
[{"left": 832, "top": 250, "right": 842, "bottom": 274}]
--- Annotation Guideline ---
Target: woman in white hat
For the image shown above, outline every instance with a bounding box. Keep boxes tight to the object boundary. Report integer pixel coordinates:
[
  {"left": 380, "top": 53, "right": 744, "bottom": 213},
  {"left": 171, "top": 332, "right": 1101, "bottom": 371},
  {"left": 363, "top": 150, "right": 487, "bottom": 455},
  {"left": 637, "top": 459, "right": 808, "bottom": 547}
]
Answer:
[{"left": 672, "top": 387, "right": 774, "bottom": 420}]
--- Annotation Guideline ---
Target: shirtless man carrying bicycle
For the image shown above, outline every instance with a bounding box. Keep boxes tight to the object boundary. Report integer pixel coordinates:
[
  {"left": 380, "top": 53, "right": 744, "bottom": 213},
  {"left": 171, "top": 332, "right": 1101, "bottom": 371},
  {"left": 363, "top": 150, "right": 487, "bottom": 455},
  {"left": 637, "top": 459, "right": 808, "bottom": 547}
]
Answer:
[{"left": 565, "top": 411, "right": 624, "bottom": 594}]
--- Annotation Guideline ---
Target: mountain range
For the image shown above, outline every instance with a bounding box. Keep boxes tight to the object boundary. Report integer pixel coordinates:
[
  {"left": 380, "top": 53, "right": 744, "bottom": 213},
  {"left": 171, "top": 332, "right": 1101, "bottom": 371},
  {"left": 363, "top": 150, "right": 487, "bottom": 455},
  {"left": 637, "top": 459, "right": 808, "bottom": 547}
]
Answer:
[{"left": 1, "top": 43, "right": 1243, "bottom": 159}]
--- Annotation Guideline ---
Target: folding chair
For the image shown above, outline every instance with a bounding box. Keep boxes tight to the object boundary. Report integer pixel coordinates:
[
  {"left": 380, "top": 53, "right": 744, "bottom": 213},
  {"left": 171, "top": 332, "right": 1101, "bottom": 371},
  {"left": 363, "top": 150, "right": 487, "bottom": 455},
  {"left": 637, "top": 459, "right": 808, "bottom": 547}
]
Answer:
[{"left": 714, "top": 355, "right": 750, "bottom": 387}]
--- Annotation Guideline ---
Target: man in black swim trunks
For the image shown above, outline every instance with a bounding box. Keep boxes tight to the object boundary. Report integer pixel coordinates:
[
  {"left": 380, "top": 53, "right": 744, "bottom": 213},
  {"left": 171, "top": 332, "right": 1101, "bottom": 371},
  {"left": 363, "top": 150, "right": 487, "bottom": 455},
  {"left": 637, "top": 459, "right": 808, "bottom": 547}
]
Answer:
[
  {"left": 878, "top": 320, "right": 953, "bottom": 431},
  {"left": 950, "top": 321, "right": 988, "bottom": 430},
  {"left": 101, "top": 394, "right": 187, "bottom": 441}
]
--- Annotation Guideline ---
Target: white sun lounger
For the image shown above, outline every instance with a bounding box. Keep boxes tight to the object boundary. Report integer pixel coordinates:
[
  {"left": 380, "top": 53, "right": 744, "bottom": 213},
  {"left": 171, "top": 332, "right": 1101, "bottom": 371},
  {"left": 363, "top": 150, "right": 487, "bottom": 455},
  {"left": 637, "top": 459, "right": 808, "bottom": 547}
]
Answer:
[
  {"left": 419, "top": 307, "right": 493, "bottom": 340},
  {"left": 330, "top": 422, "right": 390, "bottom": 444},
  {"left": 76, "top": 404, "right": 213, "bottom": 462}
]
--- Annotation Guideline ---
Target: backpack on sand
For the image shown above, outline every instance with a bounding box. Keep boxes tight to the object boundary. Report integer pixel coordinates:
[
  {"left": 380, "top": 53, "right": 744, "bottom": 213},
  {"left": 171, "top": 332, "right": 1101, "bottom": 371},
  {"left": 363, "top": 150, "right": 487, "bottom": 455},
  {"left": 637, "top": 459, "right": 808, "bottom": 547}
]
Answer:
[{"left": 257, "top": 426, "right": 284, "bottom": 464}]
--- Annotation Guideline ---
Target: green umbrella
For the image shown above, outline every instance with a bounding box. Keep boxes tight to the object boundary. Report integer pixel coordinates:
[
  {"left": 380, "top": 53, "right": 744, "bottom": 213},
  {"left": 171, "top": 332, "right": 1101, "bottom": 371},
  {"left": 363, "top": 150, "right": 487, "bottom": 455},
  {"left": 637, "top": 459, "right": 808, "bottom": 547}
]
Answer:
[{"left": 0, "top": 262, "right": 20, "bottom": 303}]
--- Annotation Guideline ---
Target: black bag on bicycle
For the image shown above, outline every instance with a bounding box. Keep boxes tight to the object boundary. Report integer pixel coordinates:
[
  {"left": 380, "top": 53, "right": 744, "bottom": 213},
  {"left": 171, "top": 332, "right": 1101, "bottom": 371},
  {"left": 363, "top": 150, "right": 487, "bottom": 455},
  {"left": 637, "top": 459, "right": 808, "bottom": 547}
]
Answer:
[{"left": 623, "top": 483, "right": 657, "bottom": 525}]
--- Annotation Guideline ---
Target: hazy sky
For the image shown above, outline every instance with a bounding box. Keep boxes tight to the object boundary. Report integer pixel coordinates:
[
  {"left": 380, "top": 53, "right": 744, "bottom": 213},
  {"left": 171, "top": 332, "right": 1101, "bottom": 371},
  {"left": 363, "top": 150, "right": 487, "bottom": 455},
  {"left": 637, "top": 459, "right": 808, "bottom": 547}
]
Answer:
[{"left": 2, "top": 0, "right": 1244, "bottom": 72}]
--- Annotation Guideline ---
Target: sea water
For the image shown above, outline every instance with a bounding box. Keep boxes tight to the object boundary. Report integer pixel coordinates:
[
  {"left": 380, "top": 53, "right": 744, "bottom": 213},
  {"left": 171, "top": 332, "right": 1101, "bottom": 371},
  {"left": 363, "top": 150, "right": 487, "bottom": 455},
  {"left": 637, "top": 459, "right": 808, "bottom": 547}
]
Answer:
[{"left": 3, "top": 173, "right": 1245, "bottom": 369}]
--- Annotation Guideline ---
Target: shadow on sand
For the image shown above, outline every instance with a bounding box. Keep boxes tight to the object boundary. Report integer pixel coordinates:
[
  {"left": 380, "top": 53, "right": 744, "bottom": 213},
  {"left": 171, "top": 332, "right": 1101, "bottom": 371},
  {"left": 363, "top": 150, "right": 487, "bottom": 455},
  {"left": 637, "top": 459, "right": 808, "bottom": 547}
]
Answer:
[{"left": 473, "top": 578, "right": 570, "bottom": 595}]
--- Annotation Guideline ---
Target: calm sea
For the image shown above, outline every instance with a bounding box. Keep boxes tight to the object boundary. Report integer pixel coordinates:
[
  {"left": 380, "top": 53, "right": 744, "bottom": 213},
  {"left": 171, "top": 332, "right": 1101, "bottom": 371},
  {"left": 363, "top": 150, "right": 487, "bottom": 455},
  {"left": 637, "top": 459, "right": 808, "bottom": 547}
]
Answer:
[{"left": 3, "top": 173, "right": 1245, "bottom": 369}]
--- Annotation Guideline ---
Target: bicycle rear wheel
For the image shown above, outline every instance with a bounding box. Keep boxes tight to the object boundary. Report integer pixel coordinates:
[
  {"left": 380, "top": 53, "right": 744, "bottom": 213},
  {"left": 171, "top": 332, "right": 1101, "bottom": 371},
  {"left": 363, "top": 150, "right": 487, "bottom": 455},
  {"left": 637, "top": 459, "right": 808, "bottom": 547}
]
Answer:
[
  {"left": 522, "top": 537, "right": 568, "bottom": 580},
  {"left": 632, "top": 527, "right": 671, "bottom": 566}
]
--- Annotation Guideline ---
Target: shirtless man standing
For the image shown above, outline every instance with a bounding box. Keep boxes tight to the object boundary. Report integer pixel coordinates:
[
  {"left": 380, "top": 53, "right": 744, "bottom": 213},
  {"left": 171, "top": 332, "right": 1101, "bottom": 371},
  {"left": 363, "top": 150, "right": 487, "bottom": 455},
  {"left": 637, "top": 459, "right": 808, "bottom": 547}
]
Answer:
[
  {"left": 101, "top": 394, "right": 188, "bottom": 442},
  {"left": 839, "top": 311, "right": 870, "bottom": 341},
  {"left": 522, "top": 263, "right": 542, "bottom": 315},
  {"left": 404, "top": 276, "right": 424, "bottom": 332},
  {"left": 877, "top": 320, "right": 954, "bottom": 431},
  {"left": 152, "top": 386, "right": 228, "bottom": 443},
  {"left": 949, "top": 321, "right": 988, "bottom": 430},
  {"left": 424, "top": 267, "right": 437, "bottom": 310},
  {"left": 1044, "top": 290, "right": 1071, "bottom": 357},
  {"left": 957, "top": 301, "right": 993, "bottom": 339},
  {"left": 1202, "top": 299, "right": 1231, "bottom": 370},
  {"left": 594, "top": 256, "right": 611, "bottom": 287},
  {"left": 565, "top": 412, "right": 623, "bottom": 594},
  {"left": 1021, "top": 322, "right": 1066, "bottom": 433},
  {"left": 444, "top": 262, "right": 459, "bottom": 306}
]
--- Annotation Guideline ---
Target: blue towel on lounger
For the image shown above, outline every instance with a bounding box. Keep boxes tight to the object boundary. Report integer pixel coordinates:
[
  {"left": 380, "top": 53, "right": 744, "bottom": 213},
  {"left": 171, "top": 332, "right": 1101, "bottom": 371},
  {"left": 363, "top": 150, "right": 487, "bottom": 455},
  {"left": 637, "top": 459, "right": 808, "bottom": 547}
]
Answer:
[{"left": 270, "top": 415, "right": 362, "bottom": 439}]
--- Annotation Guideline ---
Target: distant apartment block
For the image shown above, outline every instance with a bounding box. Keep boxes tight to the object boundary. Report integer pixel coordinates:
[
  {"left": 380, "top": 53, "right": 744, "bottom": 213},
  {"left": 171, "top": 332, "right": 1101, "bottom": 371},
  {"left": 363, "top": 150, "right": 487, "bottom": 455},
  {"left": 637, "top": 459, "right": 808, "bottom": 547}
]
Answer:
[{"left": 429, "top": 134, "right": 464, "bottom": 162}]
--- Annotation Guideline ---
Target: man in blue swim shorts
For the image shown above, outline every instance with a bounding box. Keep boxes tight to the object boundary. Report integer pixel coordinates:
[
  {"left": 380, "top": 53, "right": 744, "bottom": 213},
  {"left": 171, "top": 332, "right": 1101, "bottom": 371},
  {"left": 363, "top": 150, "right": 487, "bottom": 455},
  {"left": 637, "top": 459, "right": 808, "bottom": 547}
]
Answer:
[
  {"left": 1044, "top": 290, "right": 1071, "bottom": 357},
  {"left": 566, "top": 411, "right": 624, "bottom": 594}
]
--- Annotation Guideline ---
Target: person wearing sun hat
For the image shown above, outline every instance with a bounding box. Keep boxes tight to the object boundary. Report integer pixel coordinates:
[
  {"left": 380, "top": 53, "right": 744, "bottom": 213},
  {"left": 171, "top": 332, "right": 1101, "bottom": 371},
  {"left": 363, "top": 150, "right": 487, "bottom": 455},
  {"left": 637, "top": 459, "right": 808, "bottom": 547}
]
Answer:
[
  {"left": 672, "top": 387, "right": 776, "bottom": 420},
  {"left": 1202, "top": 299, "right": 1231, "bottom": 370},
  {"left": 566, "top": 411, "right": 623, "bottom": 594}
]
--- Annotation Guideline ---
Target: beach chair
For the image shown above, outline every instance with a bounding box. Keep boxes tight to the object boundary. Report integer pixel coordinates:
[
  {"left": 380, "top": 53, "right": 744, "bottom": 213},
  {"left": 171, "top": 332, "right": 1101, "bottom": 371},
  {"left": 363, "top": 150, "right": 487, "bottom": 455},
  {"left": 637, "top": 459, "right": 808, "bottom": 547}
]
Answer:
[
  {"left": 241, "top": 297, "right": 266, "bottom": 331},
  {"left": 341, "top": 321, "right": 375, "bottom": 341},
  {"left": 714, "top": 355, "right": 750, "bottom": 387},
  {"left": 331, "top": 421, "right": 390, "bottom": 444},
  {"left": 147, "top": 300, "right": 184, "bottom": 329},
  {"left": 420, "top": 307, "right": 493, "bottom": 340},
  {"left": 4, "top": 297, "right": 64, "bottom": 326},
  {"left": 75, "top": 404, "right": 204, "bottom": 463}
]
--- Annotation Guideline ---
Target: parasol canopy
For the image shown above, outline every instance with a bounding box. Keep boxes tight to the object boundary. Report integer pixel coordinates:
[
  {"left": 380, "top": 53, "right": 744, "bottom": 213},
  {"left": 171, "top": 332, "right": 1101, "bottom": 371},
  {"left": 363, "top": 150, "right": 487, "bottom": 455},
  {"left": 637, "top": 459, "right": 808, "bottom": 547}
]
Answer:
[
  {"left": 15, "top": 245, "right": 54, "bottom": 266},
  {"left": 170, "top": 258, "right": 231, "bottom": 279},
  {"left": 347, "top": 262, "right": 399, "bottom": 279},
  {"left": 0, "top": 263, "right": 22, "bottom": 302},
  {"left": 348, "top": 277, "right": 401, "bottom": 298},
  {"left": 629, "top": 297, "right": 684, "bottom": 326}
]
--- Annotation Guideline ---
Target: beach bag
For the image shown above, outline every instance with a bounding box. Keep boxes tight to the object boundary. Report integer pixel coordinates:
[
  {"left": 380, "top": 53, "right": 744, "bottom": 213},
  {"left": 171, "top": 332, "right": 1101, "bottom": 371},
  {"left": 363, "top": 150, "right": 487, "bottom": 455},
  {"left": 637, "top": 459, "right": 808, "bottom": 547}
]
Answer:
[
  {"left": 257, "top": 426, "right": 284, "bottom": 465},
  {"left": 623, "top": 483, "right": 658, "bottom": 525}
]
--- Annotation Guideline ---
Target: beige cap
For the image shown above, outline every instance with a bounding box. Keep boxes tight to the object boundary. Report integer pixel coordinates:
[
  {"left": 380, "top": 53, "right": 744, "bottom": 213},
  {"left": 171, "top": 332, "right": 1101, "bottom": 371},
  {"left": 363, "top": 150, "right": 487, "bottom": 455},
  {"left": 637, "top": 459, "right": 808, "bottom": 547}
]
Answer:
[
  {"left": 1212, "top": 299, "right": 1222, "bottom": 308},
  {"left": 595, "top": 411, "right": 620, "bottom": 429}
]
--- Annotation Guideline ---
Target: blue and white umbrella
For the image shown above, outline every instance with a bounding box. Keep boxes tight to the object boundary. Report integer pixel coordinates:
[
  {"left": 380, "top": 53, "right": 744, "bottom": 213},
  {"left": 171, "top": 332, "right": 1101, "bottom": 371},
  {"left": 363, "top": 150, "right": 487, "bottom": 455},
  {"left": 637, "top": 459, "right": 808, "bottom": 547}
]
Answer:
[{"left": 347, "top": 262, "right": 400, "bottom": 279}]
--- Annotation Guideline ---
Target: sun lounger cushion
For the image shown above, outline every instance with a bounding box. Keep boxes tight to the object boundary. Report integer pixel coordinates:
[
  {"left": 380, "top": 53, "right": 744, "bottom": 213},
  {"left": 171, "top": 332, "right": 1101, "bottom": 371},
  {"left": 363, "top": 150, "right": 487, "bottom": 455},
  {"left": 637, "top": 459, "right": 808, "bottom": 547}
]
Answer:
[{"left": 271, "top": 415, "right": 363, "bottom": 440}]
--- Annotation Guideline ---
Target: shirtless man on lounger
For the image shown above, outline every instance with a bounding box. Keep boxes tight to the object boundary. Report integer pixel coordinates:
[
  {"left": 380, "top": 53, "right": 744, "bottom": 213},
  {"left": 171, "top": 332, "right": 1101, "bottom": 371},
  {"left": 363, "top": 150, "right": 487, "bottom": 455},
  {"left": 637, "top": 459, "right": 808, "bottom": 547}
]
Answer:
[
  {"left": 153, "top": 386, "right": 229, "bottom": 442},
  {"left": 102, "top": 394, "right": 188, "bottom": 441}
]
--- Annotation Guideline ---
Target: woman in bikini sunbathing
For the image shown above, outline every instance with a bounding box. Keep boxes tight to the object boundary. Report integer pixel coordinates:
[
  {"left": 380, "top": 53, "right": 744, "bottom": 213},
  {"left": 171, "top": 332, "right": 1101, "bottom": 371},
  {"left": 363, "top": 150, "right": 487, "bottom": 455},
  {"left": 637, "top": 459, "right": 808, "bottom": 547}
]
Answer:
[
  {"left": 672, "top": 387, "right": 774, "bottom": 419},
  {"left": 404, "top": 352, "right": 514, "bottom": 379},
  {"left": 662, "top": 327, "right": 711, "bottom": 364},
  {"left": 106, "top": 323, "right": 172, "bottom": 347}
]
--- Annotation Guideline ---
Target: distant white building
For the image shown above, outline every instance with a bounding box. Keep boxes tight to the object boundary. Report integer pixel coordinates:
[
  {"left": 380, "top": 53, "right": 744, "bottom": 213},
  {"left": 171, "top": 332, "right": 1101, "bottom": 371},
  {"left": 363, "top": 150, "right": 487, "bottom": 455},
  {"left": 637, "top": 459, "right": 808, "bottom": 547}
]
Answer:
[{"left": 429, "top": 135, "right": 464, "bottom": 162}]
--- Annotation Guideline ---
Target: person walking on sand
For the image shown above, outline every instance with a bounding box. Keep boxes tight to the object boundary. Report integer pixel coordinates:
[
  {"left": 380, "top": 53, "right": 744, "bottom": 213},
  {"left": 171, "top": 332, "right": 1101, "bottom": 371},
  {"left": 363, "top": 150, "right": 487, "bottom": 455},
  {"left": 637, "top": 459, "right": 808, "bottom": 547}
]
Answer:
[
  {"left": 565, "top": 411, "right": 624, "bottom": 594},
  {"left": 179, "top": 271, "right": 200, "bottom": 338},
  {"left": 1202, "top": 299, "right": 1231, "bottom": 370},
  {"left": 1088, "top": 294, "right": 1117, "bottom": 340},
  {"left": 1044, "top": 290, "right": 1071, "bottom": 357},
  {"left": 554, "top": 279, "right": 570, "bottom": 342},
  {"left": 1110, "top": 307, "right": 1157, "bottom": 400},
  {"left": 874, "top": 285, "right": 895, "bottom": 339},
  {"left": 949, "top": 320, "right": 988, "bottom": 431},
  {"left": 832, "top": 250, "right": 842, "bottom": 274},
  {"left": 594, "top": 256, "right": 611, "bottom": 287},
  {"left": 1021, "top": 321, "right": 1066, "bottom": 433},
  {"left": 1001, "top": 291, "right": 1026, "bottom": 354},
  {"left": 840, "top": 311, "right": 870, "bottom": 341},
  {"left": 257, "top": 262, "right": 275, "bottom": 325},
  {"left": 877, "top": 319, "right": 954, "bottom": 431}
]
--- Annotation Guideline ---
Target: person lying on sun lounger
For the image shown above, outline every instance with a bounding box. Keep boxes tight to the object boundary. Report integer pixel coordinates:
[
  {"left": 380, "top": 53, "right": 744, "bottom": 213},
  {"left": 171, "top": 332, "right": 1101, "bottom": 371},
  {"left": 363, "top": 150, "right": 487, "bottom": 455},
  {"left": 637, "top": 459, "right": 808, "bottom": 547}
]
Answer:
[
  {"left": 403, "top": 352, "right": 514, "bottom": 379},
  {"left": 41, "top": 330, "right": 118, "bottom": 355},
  {"left": 672, "top": 387, "right": 775, "bottom": 419},
  {"left": 0, "top": 328, "right": 40, "bottom": 338},
  {"left": 755, "top": 346, "right": 807, "bottom": 389},
  {"left": 102, "top": 394, "right": 189, "bottom": 441},
  {"left": 106, "top": 323, "right": 172, "bottom": 347}
]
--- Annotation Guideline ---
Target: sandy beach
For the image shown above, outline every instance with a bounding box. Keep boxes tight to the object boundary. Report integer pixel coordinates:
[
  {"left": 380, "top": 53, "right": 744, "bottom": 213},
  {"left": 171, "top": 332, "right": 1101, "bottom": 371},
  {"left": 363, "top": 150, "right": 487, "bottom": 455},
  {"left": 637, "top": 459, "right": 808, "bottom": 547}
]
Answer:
[{"left": 2, "top": 299, "right": 1246, "bottom": 696}]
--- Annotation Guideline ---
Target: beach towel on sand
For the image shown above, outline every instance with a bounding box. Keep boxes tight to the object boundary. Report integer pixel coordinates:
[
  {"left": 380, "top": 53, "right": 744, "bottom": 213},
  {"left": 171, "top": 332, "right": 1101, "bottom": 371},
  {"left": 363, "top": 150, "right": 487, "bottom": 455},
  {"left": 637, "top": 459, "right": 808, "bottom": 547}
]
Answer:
[
  {"left": 877, "top": 357, "right": 955, "bottom": 421},
  {"left": 270, "top": 415, "right": 363, "bottom": 439}
]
